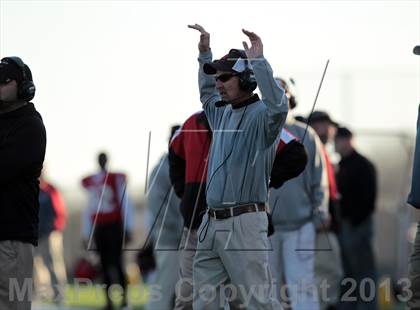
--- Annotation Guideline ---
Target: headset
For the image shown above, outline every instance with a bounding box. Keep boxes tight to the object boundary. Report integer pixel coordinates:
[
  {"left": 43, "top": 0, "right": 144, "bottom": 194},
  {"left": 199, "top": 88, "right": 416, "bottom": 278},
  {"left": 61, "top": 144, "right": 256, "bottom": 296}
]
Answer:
[
  {"left": 1, "top": 56, "right": 36, "bottom": 101},
  {"left": 230, "top": 49, "right": 257, "bottom": 92},
  {"left": 276, "top": 77, "right": 298, "bottom": 109}
]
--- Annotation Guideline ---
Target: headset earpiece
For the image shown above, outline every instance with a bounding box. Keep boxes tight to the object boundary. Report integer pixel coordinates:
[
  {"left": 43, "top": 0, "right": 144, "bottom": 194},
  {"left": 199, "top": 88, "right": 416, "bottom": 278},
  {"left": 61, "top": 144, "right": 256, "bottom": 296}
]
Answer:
[
  {"left": 239, "top": 69, "right": 257, "bottom": 92},
  {"left": 230, "top": 49, "right": 257, "bottom": 92},
  {"left": 1, "top": 56, "right": 36, "bottom": 101}
]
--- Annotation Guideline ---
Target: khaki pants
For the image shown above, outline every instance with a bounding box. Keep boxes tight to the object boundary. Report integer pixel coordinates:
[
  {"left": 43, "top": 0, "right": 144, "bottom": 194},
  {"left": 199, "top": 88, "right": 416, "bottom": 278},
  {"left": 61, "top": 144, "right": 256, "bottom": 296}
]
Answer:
[
  {"left": 175, "top": 228, "right": 243, "bottom": 310},
  {"left": 193, "top": 212, "right": 282, "bottom": 309},
  {"left": 408, "top": 223, "right": 420, "bottom": 309},
  {"left": 0, "top": 240, "right": 34, "bottom": 310}
]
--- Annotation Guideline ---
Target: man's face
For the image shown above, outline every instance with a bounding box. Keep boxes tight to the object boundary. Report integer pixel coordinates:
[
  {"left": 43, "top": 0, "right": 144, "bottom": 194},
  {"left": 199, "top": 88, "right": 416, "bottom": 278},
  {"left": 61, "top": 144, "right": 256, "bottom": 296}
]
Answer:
[
  {"left": 334, "top": 136, "right": 349, "bottom": 157},
  {"left": 311, "top": 120, "right": 336, "bottom": 145},
  {"left": 215, "top": 71, "right": 244, "bottom": 102},
  {"left": 0, "top": 80, "right": 18, "bottom": 102}
]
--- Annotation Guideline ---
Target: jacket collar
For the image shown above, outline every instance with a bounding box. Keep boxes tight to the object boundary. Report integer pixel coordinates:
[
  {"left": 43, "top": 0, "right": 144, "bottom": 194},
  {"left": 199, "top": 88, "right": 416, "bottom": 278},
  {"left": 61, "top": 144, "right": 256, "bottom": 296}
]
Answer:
[
  {"left": 0, "top": 102, "right": 34, "bottom": 119},
  {"left": 215, "top": 94, "right": 260, "bottom": 110}
]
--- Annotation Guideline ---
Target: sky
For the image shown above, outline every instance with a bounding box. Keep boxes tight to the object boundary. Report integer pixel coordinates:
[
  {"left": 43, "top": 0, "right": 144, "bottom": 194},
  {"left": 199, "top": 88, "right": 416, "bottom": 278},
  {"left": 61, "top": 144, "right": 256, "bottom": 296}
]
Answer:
[{"left": 0, "top": 0, "right": 419, "bottom": 196}]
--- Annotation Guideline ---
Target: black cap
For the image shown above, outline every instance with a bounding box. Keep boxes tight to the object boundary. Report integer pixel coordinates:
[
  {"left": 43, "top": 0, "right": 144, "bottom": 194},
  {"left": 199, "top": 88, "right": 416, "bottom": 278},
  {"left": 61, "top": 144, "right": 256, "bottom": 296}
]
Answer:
[
  {"left": 294, "top": 115, "right": 307, "bottom": 123},
  {"left": 336, "top": 126, "right": 353, "bottom": 138},
  {"left": 414, "top": 45, "right": 420, "bottom": 55},
  {"left": 0, "top": 59, "right": 23, "bottom": 84},
  {"left": 203, "top": 49, "right": 252, "bottom": 75},
  {"left": 308, "top": 110, "right": 338, "bottom": 126}
]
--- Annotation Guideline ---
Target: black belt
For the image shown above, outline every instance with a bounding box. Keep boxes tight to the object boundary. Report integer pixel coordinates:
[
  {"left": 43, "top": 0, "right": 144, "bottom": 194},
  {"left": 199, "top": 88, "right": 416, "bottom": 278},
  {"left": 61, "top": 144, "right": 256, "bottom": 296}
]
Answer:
[{"left": 207, "top": 203, "right": 267, "bottom": 220}]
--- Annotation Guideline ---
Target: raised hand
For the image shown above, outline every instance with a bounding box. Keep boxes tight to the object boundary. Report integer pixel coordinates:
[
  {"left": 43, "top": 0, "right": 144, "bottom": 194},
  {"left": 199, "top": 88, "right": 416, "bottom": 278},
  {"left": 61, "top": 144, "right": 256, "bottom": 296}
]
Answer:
[
  {"left": 242, "top": 29, "right": 263, "bottom": 59},
  {"left": 188, "top": 24, "right": 210, "bottom": 53}
]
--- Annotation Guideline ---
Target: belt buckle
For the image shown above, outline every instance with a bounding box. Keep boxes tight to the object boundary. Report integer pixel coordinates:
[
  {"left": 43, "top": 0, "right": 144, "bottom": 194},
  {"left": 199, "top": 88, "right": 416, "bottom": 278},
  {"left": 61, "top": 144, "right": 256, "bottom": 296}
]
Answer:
[
  {"left": 213, "top": 209, "right": 218, "bottom": 220},
  {"left": 229, "top": 207, "right": 234, "bottom": 217},
  {"left": 208, "top": 209, "right": 216, "bottom": 220}
]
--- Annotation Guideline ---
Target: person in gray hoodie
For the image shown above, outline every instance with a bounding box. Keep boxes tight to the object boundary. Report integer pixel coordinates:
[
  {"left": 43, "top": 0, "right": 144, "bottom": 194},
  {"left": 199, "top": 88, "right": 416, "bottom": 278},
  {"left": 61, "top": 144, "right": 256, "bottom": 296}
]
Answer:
[
  {"left": 144, "top": 125, "right": 184, "bottom": 310},
  {"left": 268, "top": 77, "right": 329, "bottom": 310},
  {"left": 188, "top": 24, "right": 288, "bottom": 309}
]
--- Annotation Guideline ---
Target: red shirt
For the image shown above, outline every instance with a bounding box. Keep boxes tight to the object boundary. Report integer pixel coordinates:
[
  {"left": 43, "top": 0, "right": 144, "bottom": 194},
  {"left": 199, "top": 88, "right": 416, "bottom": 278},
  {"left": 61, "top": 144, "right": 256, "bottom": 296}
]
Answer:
[{"left": 81, "top": 172, "right": 126, "bottom": 225}]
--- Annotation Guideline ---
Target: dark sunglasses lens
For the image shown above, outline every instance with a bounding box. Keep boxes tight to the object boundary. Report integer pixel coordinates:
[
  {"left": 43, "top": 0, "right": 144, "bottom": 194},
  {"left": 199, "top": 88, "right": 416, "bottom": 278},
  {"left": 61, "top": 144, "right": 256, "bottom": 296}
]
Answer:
[
  {"left": 0, "top": 73, "right": 7, "bottom": 84},
  {"left": 0, "top": 78, "right": 10, "bottom": 84}
]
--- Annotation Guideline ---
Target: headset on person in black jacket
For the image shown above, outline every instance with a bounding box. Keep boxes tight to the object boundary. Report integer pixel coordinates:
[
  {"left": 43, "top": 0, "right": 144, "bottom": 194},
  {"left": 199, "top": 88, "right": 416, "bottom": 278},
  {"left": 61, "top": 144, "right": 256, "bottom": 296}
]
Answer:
[{"left": 0, "top": 56, "right": 36, "bottom": 101}]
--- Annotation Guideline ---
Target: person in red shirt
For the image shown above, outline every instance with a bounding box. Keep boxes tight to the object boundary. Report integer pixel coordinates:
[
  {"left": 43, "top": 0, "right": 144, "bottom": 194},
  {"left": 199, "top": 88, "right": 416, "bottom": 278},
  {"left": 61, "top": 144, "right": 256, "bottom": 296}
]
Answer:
[{"left": 81, "top": 152, "right": 134, "bottom": 310}]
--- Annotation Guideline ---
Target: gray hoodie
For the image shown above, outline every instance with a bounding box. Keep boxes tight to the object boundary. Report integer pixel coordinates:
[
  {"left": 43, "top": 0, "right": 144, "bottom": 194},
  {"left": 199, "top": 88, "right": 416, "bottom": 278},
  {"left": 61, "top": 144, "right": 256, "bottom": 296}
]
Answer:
[
  {"left": 269, "top": 118, "right": 329, "bottom": 231},
  {"left": 146, "top": 155, "right": 183, "bottom": 248}
]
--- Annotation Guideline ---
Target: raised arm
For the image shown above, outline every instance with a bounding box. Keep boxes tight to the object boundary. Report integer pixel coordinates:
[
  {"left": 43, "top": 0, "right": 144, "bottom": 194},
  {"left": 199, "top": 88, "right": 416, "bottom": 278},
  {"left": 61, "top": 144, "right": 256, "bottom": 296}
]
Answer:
[
  {"left": 242, "top": 29, "right": 289, "bottom": 147},
  {"left": 188, "top": 24, "right": 223, "bottom": 129}
]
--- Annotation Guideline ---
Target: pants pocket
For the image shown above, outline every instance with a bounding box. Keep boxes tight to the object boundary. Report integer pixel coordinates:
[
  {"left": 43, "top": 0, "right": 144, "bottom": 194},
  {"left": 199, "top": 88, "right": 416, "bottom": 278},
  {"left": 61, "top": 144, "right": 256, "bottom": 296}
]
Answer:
[{"left": 0, "top": 241, "right": 17, "bottom": 260}]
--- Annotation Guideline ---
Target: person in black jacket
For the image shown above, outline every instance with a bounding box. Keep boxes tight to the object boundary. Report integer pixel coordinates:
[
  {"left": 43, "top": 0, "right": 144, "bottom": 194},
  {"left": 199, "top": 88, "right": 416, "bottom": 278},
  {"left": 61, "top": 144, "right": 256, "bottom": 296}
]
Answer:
[
  {"left": 0, "top": 56, "right": 47, "bottom": 310},
  {"left": 335, "top": 126, "right": 378, "bottom": 310},
  {"left": 407, "top": 44, "right": 420, "bottom": 310}
]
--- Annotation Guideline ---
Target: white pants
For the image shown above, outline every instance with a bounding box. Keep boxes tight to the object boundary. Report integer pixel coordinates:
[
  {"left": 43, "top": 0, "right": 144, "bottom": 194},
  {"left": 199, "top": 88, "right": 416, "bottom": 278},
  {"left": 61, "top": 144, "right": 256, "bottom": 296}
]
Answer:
[
  {"left": 314, "top": 232, "right": 343, "bottom": 309},
  {"left": 268, "top": 222, "right": 319, "bottom": 310},
  {"left": 145, "top": 244, "right": 180, "bottom": 310}
]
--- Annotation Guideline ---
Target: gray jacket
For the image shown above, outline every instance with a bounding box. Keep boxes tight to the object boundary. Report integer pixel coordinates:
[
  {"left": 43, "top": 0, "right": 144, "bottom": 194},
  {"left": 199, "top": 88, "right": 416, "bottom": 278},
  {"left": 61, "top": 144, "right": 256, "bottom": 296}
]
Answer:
[
  {"left": 146, "top": 154, "right": 183, "bottom": 247},
  {"left": 408, "top": 105, "right": 420, "bottom": 209},
  {"left": 269, "top": 118, "right": 329, "bottom": 231},
  {"left": 198, "top": 50, "right": 288, "bottom": 208}
]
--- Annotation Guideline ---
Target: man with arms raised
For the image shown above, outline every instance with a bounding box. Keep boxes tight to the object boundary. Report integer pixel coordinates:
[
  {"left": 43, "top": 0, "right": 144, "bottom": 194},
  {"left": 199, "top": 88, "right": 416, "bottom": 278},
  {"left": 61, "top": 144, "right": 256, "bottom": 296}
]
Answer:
[{"left": 188, "top": 24, "right": 288, "bottom": 309}]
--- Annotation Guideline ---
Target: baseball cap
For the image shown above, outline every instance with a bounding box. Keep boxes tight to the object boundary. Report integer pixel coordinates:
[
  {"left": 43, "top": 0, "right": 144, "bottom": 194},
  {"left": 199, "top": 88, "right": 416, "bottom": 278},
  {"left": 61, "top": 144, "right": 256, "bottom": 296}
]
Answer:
[
  {"left": 336, "top": 126, "right": 353, "bottom": 138},
  {"left": 308, "top": 110, "right": 338, "bottom": 127},
  {"left": 0, "top": 58, "right": 23, "bottom": 84},
  {"left": 203, "top": 49, "right": 252, "bottom": 75}
]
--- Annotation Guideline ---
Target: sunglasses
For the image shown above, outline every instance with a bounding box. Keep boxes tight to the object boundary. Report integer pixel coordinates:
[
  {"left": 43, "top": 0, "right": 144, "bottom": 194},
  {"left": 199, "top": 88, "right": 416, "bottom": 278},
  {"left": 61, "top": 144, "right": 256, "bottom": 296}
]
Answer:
[
  {"left": 215, "top": 73, "right": 238, "bottom": 82},
  {"left": 0, "top": 78, "right": 12, "bottom": 85}
]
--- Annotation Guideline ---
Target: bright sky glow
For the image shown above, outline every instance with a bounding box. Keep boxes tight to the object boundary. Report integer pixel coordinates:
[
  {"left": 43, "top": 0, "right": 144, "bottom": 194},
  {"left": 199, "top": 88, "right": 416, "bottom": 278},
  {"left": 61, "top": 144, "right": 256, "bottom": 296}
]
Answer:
[{"left": 1, "top": 0, "right": 418, "bottom": 193}]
